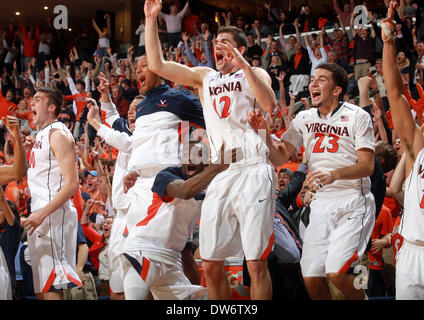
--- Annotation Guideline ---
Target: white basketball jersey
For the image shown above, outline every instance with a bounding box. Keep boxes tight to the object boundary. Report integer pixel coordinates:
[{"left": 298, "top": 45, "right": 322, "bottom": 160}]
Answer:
[
  {"left": 400, "top": 148, "right": 424, "bottom": 244},
  {"left": 127, "top": 112, "right": 183, "bottom": 178},
  {"left": 202, "top": 69, "right": 269, "bottom": 164},
  {"left": 125, "top": 194, "right": 201, "bottom": 265},
  {"left": 27, "top": 121, "right": 75, "bottom": 212},
  {"left": 282, "top": 102, "right": 375, "bottom": 195}
]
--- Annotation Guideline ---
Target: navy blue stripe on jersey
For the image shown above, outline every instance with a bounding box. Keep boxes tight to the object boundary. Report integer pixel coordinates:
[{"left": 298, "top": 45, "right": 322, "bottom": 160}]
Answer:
[
  {"left": 123, "top": 253, "right": 142, "bottom": 275},
  {"left": 112, "top": 118, "right": 132, "bottom": 136},
  {"left": 152, "top": 166, "right": 204, "bottom": 201},
  {"left": 135, "top": 84, "right": 205, "bottom": 129}
]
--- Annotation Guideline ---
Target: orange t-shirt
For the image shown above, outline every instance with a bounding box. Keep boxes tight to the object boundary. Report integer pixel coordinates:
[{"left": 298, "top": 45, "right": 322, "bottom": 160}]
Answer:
[
  {"left": 64, "top": 92, "right": 88, "bottom": 121},
  {"left": 368, "top": 205, "right": 394, "bottom": 270}
]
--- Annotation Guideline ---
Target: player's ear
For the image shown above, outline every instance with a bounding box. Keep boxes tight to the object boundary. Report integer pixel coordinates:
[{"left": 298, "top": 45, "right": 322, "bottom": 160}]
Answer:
[
  {"left": 333, "top": 86, "right": 342, "bottom": 97},
  {"left": 48, "top": 104, "right": 57, "bottom": 114},
  {"left": 237, "top": 45, "right": 247, "bottom": 57}
]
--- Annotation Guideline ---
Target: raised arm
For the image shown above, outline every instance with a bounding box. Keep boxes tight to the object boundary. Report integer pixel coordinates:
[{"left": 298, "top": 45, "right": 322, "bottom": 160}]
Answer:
[
  {"left": 144, "top": 0, "right": 210, "bottom": 89},
  {"left": 389, "top": 151, "right": 406, "bottom": 205},
  {"left": 92, "top": 18, "right": 102, "bottom": 36},
  {"left": 166, "top": 146, "right": 232, "bottom": 200},
  {"left": 381, "top": 2, "right": 424, "bottom": 166},
  {"left": 0, "top": 116, "right": 27, "bottom": 184}
]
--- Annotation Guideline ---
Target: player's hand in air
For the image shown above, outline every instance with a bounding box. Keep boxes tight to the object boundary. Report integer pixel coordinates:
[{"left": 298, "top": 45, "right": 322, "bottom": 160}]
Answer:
[
  {"left": 378, "top": 1, "right": 397, "bottom": 42},
  {"left": 2, "top": 116, "right": 21, "bottom": 142},
  {"left": 144, "top": 0, "right": 162, "bottom": 19}
]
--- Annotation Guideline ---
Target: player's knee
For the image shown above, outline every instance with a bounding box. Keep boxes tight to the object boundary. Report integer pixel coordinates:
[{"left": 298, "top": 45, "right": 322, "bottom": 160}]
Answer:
[
  {"left": 202, "top": 260, "right": 225, "bottom": 283},
  {"left": 246, "top": 259, "right": 268, "bottom": 281},
  {"left": 327, "top": 272, "right": 349, "bottom": 288}
]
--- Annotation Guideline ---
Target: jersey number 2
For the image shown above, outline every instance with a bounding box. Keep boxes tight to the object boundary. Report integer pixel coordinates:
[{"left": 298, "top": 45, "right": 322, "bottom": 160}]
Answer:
[
  {"left": 213, "top": 96, "right": 232, "bottom": 119},
  {"left": 312, "top": 133, "right": 339, "bottom": 153}
]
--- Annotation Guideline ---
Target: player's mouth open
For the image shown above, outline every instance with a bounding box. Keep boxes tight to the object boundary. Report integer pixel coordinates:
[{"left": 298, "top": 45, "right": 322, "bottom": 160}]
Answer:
[
  {"left": 311, "top": 91, "right": 321, "bottom": 98},
  {"left": 139, "top": 77, "right": 146, "bottom": 87},
  {"left": 216, "top": 52, "right": 224, "bottom": 63},
  {"left": 187, "top": 164, "right": 197, "bottom": 176}
]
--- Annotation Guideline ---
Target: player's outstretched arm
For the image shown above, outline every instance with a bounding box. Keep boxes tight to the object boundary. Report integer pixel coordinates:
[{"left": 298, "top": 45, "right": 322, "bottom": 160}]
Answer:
[
  {"left": 144, "top": 0, "right": 211, "bottom": 89},
  {"left": 165, "top": 145, "right": 236, "bottom": 200},
  {"left": 382, "top": 2, "right": 424, "bottom": 159},
  {"left": 0, "top": 116, "right": 27, "bottom": 185}
]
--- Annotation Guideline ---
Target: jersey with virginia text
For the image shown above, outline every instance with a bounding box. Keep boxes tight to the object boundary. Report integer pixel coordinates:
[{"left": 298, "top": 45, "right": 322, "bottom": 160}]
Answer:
[
  {"left": 202, "top": 69, "right": 269, "bottom": 164},
  {"left": 282, "top": 102, "right": 375, "bottom": 195},
  {"left": 400, "top": 148, "right": 424, "bottom": 244},
  {"left": 27, "top": 121, "right": 75, "bottom": 212}
]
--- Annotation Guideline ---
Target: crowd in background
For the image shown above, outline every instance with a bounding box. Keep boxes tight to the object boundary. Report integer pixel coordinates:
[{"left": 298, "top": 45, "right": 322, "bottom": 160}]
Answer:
[{"left": 0, "top": 0, "right": 424, "bottom": 300}]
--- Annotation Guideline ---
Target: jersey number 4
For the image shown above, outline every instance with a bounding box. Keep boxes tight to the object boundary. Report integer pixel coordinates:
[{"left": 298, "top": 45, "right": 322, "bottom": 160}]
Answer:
[
  {"left": 213, "top": 96, "right": 232, "bottom": 119},
  {"left": 312, "top": 133, "right": 339, "bottom": 153}
]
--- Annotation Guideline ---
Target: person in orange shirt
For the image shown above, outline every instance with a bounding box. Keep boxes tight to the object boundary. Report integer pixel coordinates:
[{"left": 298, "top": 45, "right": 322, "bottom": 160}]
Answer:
[
  {"left": 367, "top": 205, "right": 394, "bottom": 297},
  {"left": 15, "top": 99, "right": 35, "bottom": 130},
  {"left": 4, "top": 177, "right": 30, "bottom": 217},
  {"left": 0, "top": 88, "right": 17, "bottom": 120},
  {"left": 65, "top": 67, "right": 90, "bottom": 138}
]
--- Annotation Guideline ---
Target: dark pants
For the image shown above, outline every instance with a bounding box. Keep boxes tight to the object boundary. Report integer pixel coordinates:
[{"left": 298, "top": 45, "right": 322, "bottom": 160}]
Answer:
[
  {"left": 167, "top": 32, "right": 182, "bottom": 49},
  {"left": 243, "top": 255, "right": 310, "bottom": 300},
  {"left": 367, "top": 268, "right": 386, "bottom": 297}
]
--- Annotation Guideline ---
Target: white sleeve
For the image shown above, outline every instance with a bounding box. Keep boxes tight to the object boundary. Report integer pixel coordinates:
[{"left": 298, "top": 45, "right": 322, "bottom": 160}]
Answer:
[
  {"left": 281, "top": 116, "right": 303, "bottom": 152},
  {"left": 101, "top": 101, "right": 120, "bottom": 126},
  {"left": 84, "top": 74, "right": 91, "bottom": 92},
  {"left": 66, "top": 77, "right": 79, "bottom": 95},
  {"left": 353, "top": 109, "right": 375, "bottom": 152},
  {"left": 97, "top": 124, "right": 132, "bottom": 153},
  {"left": 44, "top": 67, "right": 50, "bottom": 84}
]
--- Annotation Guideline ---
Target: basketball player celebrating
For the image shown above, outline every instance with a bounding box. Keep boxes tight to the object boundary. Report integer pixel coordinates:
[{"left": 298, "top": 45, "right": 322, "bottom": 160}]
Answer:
[
  {"left": 381, "top": 1, "right": 424, "bottom": 299},
  {"left": 248, "top": 62, "right": 376, "bottom": 300},
  {"left": 22, "top": 87, "right": 81, "bottom": 300},
  {"left": 144, "top": 0, "right": 277, "bottom": 300}
]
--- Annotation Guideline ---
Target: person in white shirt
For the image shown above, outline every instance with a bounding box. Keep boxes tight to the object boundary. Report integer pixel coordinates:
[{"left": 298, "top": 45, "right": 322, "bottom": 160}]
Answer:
[
  {"left": 159, "top": 0, "right": 190, "bottom": 48},
  {"left": 304, "top": 31, "right": 327, "bottom": 76},
  {"left": 135, "top": 18, "right": 146, "bottom": 57}
]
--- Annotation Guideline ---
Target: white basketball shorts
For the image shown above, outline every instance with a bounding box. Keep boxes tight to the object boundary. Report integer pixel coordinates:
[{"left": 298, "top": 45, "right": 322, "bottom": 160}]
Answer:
[
  {"left": 300, "top": 192, "right": 375, "bottom": 277},
  {"left": 27, "top": 205, "right": 82, "bottom": 294},
  {"left": 199, "top": 161, "right": 275, "bottom": 261},
  {"left": 396, "top": 240, "right": 424, "bottom": 300}
]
